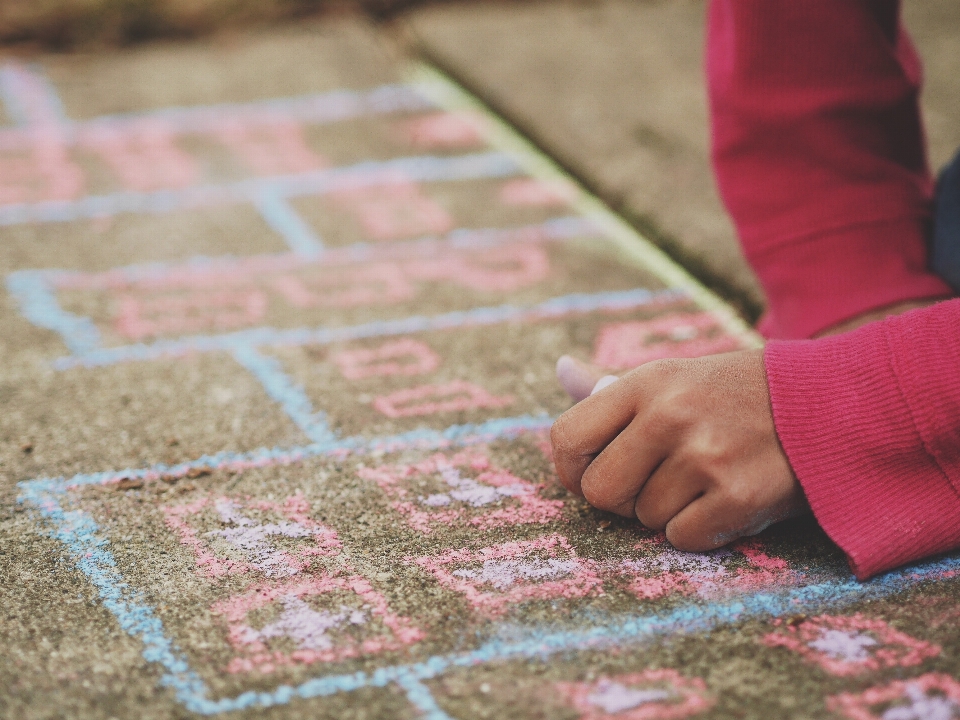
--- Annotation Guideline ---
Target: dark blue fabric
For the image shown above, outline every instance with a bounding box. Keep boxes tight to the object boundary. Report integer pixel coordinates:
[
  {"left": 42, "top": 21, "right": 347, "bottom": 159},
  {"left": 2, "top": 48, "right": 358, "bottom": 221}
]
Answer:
[{"left": 932, "top": 148, "right": 960, "bottom": 292}]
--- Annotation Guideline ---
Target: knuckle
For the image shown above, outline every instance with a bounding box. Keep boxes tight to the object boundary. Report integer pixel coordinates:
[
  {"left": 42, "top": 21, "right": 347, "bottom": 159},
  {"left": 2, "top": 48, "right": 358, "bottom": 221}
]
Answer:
[
  {"left": 644, "top": 395, "right": 693, "bottom": 435},
  {"left": 640, "top": 384, "right": 697, "bottom": 428},
  {"left": 682, "top": 429, "right": 734, "bottom": 475},
  {"left": 638, "top": 357, "right": 685, "bottom": 379},
  {"left": 719, "top": 482, "right": 760, "bottom": 520}
]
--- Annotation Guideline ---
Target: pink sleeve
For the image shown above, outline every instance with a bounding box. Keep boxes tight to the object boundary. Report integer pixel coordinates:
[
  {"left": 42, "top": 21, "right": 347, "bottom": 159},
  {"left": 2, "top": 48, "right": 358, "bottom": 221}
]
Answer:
[
  {"left": 707, "top": 0, "right": 951, "bottom": 340},
  {"left": 765, "top": 299, "right": 960, "bottom": 579}
]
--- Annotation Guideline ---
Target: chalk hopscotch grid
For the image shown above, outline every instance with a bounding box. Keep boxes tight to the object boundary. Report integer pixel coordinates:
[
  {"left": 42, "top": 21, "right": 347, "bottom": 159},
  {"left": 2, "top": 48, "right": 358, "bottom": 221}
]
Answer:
[
  {"left": 6, "top": 214, "right": 614, "bottom": 361},
  {"left": 10, "top": 62, "right": 957, "bottom": 718},
  {"left": 19, "top": 446, "right": 960, "bottom": 717},
  {"left": 1, "top": 58, "right": 697, "bottom": 463}
]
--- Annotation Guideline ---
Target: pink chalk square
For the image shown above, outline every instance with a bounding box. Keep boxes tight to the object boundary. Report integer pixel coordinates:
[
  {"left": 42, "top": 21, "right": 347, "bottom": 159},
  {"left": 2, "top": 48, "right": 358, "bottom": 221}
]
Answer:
[
  {"left": 412, "top": 534, "right": 602, "bottom": 616},
  {"left": 162, "top": 493, "right": 341, "bottom": 580},
  {"left": 80, "top": 119, "right": 200, "bottom": 192},
  {"left": 763, "top": 613, "right": 940, "bottom": 677},
  {"left": 330, "top": 178, "right": 454, "bottom": 241},
  {"left": 0, "top": 139, "right": 85, "bottom": 204},
  {"left": 499, "top": 178, "right": 578, "bottom": 208},
  {"left": 332, "top": 338, "right": 441, "bottom": 380},
  {"left": 400, "top": 111, "right": 486, "bottom": 149},
  {"left": 412, "top": 243, "right": 551, "bottom": 293},
  {"left": 618, "top": 536, "right": 798, "bottom": 601},
  {"left": 556, "top": 670, "right": 714, "bottom": 719},
  {"left": 828, "top": 673, "right": 960, "bottom": 720},
  {"left": 372, "top": 380, "right": 514, "bottom": 418},
  {"left": 88, "top": 242, "right": 552, "bottom": 341},
  {"left": 357, "top": 449, "right": 563, "bottom": 534},
  {"left": 591, "top": 312, "right": 741, "bottom": 370},
  {"left": 215, "top": 118, "right": 326, "bottom": 176},
  {"left": 271, "top": 263, "right": 417, "bottom": 309},
  {"left": 213, "top": 573, "right": 424, "bottom": 674},
  {"left": 113, "top": 288, "right": 268, "bottom": 341}
]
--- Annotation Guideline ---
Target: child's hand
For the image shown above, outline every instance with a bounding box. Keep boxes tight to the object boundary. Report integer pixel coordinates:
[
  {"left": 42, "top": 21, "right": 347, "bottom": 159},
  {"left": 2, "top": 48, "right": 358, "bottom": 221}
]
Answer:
[{"left": 550, "top": 350, "right": 808, "bottom": 551}]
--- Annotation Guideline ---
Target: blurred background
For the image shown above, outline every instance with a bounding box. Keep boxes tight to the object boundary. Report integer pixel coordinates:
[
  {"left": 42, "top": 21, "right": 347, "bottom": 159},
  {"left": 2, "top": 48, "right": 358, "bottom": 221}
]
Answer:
[
  {"left": 0, "top": 0, "right": 421, "bottom": 48},
  {"left": 1, "top": 0, "right": 958, "bottom": 321}
]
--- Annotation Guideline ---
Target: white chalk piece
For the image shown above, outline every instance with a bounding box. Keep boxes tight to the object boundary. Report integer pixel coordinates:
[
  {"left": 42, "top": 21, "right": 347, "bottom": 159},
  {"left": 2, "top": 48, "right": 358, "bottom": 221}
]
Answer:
[{"left": 591, "top": 375, "right": 619, "bottom": 395}]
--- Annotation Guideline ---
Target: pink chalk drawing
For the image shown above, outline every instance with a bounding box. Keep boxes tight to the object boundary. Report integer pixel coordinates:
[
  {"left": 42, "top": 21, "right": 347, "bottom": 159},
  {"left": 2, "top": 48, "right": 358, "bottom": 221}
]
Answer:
[
  {"left": 591, "top": 312, "right": 741, "bottom": 370},
  {"left": 0, "top": 64, "right": 85, "bottom": 205},
  {"left": 530, "top": 427, "right": 555, "bottom": 464},
  {"left": 333, "top": 338, "right": 441, "bottom": 380},
  {"left": 72, "top": 243, "right": 552, "bottom": 340},
  {"left": 162, "top": 493, "right": 341, "bottom": 579},
  {"left": 356, "top": 449, "right": 563, "bottom": 534},
  {"left": 556, "top": 670, "right": 714, "bottom": 720},
  {"left": 67, "top": 243, "right": 551, "bottom": 339},
  {"left": 331, "top": 178, "right": 454, "bottom": 241},
  {"left": 56, "top": 237, "right": 554, "bottom": 294},
  {"left": 81, "top": 119, "right": 200, "bottom": 192},
  {"left": 499, "top": 178, "right": 578, "bottom": 208},
  {"left": 213, "top": 573, "right": 424, "bottom": 674},
  {"left": 413, "top": 243, "right": 551, "bottom": 293},
  {"left": 373, "top": 380, "right": 514, "bottom": 418},
  {"left": 0, "top": 137, "right": 85, "bottom": 204},
  {"left": 272, "top": 264, "right": 416, "bottom": 309},
  {"left": 216, "top": 119, "right": 326, "bottom": 175},
  {"left": 412, "top": 534, "right": 602, "bottom": 616},
  {"left": 762, "top": 614, "right": 940, "bottom": 677},
  {"left": 401, "top": 111, "right": 485, "bottom": 149},
  {"left": 113, "top": 289, "right": 267, "bottom": 340},
  {"left": 618, "top": 536, "right": 798, "bottom": 601},
  {"left": 828, "top": 674, "right": 960, "bottom": 720}
]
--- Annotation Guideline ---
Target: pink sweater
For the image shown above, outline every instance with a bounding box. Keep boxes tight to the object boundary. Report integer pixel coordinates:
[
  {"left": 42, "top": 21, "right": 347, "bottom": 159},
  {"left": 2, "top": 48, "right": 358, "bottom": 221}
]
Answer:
[{"left": 707, "top": 0, "right": 960, "bottom": 578}]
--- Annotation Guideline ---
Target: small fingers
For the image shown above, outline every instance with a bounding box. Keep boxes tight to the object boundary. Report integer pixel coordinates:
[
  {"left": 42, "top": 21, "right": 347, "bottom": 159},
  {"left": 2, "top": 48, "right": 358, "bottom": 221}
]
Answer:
[
  {"left": 579, "top": 412, "right": 673, "bottom": 517},
  {"left": 664, "top": 492, "right": 743, "bottom": 552},
  {"left": 633, "top": 456, "right": 706, "bottom": 530},
  {"left": 551, "top": 367, "right": 657, "bottom": 496},
  {"left": 664, "top": 496, "right": 730, "bottom": 552}
]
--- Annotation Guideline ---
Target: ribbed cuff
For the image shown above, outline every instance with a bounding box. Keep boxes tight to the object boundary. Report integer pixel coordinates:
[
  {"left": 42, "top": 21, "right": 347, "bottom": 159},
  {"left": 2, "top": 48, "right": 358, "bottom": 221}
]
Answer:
[
  {"left": 765, "top": 303, "right": 960, "bottom": 579},
  {"left": 748, "top": 218, "right": 951, "bottom": 340}
]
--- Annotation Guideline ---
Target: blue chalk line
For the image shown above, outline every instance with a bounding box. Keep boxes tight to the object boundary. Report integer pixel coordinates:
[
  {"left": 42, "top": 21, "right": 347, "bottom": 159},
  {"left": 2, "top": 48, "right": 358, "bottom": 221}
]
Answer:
[
  {"left": 255, "top": 189, "right": 325, "bottom": 258},
  {"left": 69, "top": 83, "right": 434, "bottom": 137},
  {"left": 230, "top": 344, "right": 337, "bottom": 444},
  {"left": 6, "top": 270, "right": 103, "bottom": 355},
  {"left": 0, "top": 62, "right": 68, "bottom": 128},
  {"left": 0, "top": 152, "right": 520, "bottom": 227},
  {"left": 0, "top": 65, "right": 31, "bottom": 127},
  {"left": 48, "top": 288, "right": 682, "bottom": 370}
]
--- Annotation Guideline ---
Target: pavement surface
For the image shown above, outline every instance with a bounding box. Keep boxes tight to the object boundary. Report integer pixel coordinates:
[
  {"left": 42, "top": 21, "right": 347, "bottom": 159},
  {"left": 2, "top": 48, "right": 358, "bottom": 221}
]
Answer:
[{"left": 0, "top": 8, "right": 959, "bottom": 720}]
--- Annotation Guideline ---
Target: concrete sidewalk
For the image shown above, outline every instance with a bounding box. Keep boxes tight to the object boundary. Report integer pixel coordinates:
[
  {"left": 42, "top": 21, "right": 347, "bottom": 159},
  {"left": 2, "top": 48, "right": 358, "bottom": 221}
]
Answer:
[{"left": 0, "top": 6, "right": 959, "bottom": 720}]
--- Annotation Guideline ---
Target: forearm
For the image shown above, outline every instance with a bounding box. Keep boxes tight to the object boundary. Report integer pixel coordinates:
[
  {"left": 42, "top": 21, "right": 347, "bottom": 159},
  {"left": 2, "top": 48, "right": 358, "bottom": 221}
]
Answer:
[{"left": 707, "top": 0, "right": 951, "bottom": 339}]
